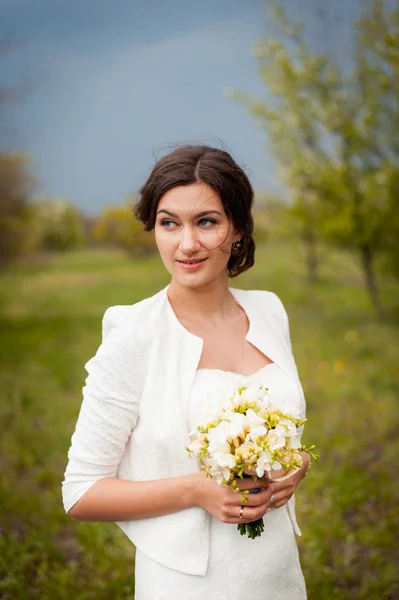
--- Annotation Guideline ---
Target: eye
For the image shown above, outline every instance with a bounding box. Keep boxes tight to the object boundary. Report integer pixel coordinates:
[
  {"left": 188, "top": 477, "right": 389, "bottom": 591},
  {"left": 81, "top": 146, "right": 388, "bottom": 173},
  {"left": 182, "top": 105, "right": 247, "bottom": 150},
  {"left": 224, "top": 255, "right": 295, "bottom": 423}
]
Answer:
[
  {"left": 160, "top": 219, "right": 177, "bottom": 228},
  {"left": 198, "top": 218, "right": 216, "bottom": 227}
]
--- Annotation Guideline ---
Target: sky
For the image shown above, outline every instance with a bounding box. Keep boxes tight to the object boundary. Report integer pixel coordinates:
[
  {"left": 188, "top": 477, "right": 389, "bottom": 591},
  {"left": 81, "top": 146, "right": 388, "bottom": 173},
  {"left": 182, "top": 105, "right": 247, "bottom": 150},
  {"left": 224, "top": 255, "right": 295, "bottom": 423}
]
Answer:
[{"left": 1, "top": 0, "right": 362, "bottom": 215}]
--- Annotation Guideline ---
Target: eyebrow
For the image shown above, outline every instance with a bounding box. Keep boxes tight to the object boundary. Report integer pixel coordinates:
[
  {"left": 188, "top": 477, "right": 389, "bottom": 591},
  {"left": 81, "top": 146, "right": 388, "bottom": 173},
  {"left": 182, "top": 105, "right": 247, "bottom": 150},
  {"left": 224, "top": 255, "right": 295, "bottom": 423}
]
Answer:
[{"left": 156, "top": 209, "right": 223, "bottom": 219}]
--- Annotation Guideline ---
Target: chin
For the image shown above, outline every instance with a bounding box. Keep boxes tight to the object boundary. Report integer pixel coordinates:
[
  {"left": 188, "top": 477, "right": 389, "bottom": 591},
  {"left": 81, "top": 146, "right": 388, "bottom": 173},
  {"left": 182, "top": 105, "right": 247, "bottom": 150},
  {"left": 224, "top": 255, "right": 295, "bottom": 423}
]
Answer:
[
  {"left": 174, "top": 275, "right": 208, "bottom": 289},
  {"left": 173, "top": 270, "right": 228, "bottom": 291}
]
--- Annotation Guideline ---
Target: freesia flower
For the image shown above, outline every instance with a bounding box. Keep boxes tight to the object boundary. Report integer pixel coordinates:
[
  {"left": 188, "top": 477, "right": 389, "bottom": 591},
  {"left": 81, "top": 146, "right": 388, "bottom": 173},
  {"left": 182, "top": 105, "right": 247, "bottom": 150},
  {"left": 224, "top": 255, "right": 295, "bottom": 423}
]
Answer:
[
  {"left": 236, "top": 441, "right": 260, "bottom": 464},
  {"left": 238, "top": 385, "right": 267, "bottom": 405},
  {"left": 246, "top": 408, "right": 265, "bottom": 428},
  {"left": 279, "top": 418, "right": 297, "bottom": 437},
  {"left": 223, "top": 411, "right": 248, "bottom": 440},
  {"left": 288, "top": 435, "right": 302, "bottom": 450},
  {"left": 204, "top": 452, "right": 236, "bottom": 484},
  {"left": 267, "top": 425, "right": 287, "bottom": 450},
  {"left": 247, "top": 425, "right": 267, "bottom": 443},
  {"left": 271, "top": 460, "right": 283, "bottom": 470},
  {"left": 256, "top": 450, "right": 273, "bottom": 477}
]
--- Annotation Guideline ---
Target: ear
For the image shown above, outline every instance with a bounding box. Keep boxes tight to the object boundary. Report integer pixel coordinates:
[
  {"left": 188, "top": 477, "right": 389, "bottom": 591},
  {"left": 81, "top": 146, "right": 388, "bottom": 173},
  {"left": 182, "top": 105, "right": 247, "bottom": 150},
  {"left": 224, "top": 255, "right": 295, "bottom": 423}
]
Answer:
[
  {"left": 234, "top": 231, "right": 243, "bottom": 243},
  {"left": 233, "top": 224, "right": 243, "bottom": 239}
]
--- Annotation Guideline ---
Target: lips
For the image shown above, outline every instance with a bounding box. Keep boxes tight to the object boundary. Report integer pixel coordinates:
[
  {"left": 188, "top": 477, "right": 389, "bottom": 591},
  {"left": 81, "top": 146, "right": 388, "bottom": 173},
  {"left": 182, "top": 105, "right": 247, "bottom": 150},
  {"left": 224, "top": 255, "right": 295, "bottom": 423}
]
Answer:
[{"left": 177, "top": 258, "right": 208, "bottom": 264}]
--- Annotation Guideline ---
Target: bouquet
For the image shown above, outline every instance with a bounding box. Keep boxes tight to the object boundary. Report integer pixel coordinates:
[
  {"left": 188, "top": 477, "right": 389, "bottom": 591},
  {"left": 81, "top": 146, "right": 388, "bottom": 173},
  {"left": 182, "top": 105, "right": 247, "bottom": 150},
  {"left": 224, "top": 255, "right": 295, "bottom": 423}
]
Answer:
[{"left": 186, "top": 382, "right": 318, "bottom": 539}]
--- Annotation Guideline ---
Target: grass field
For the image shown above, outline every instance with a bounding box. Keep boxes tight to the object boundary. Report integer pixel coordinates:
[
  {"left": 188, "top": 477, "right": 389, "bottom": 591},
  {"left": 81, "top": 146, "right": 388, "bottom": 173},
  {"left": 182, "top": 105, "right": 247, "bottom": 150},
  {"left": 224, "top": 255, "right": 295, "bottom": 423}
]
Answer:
[{"left": 0, "top": 241, "right": 398, "bottom": 599}]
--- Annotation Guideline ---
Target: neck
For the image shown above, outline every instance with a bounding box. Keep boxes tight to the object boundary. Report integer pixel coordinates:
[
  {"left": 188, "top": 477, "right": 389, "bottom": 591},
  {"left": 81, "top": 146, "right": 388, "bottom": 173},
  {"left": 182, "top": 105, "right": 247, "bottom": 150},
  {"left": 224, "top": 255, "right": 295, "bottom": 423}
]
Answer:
[{"left": 167, "top": 277, "right": 239, "bottom": 323}]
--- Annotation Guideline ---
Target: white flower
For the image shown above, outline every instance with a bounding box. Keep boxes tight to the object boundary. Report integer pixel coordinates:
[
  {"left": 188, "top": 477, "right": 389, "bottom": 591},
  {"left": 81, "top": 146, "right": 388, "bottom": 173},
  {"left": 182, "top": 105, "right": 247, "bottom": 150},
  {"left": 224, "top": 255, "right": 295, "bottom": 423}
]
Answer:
[
  {"left": 202, "top": 382, "right": 239, "bottom": 420},
  {"left": 204, "top": 453, "right": 235, "bottom": 484},
  {"left": 207, "top": 422, "right": 231, "bottom": 455},
  {"left": 187, "top": 436, "right": 204, "bottom": 455},
  {"left": 258, "top": 393, "right": 271, "bottom": 412},
  {"left": 239, "top": 385, "right": 267, "bottom": 404},
  {"left": 223, "top": 411, "right": 247, "bottom": 440},
  {"left": 187, "top": 430, "right": 207, "bottom": 456},
  {"left": 267, "top": 425, "right": 287, "bottom": 450},
  {"left": 256, "top": 450, "right": 273, "bottom": 477},
  {"left": 246, "top": 408, "right": 265, "bottom": 428},
  {"left": 247, "top": 425, "right": 267, "bottom": 443},
  {"left": 271, "top": 460, "right": 282, "bottom": 470},
  {"left": 230, "top": 391, "right": 244, "bottom": 408},
  {"left": 237, "top": 440, "right": 261, "bottom": 464},
  {"left": 229, "top": 385, "right": 265, "bottom": 411},
  {"left": 279, "top": 418, "right": 297, "bottom": 437},
  {"left": 214, "top": 451, "right": 236, "bottom": 470},
  {"left": 204, "top": 460, "right": 225, "bottom": 485},
  {"left": 288, "top": 435, "right": 302, "bottom": 450}
]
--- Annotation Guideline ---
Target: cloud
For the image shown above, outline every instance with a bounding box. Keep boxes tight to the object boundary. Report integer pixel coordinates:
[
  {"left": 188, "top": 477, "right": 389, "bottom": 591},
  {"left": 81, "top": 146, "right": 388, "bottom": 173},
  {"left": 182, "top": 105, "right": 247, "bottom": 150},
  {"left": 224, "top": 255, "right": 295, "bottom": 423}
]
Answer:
[{"left": 12, "top": 11, "right": 277, "bottom": 211}]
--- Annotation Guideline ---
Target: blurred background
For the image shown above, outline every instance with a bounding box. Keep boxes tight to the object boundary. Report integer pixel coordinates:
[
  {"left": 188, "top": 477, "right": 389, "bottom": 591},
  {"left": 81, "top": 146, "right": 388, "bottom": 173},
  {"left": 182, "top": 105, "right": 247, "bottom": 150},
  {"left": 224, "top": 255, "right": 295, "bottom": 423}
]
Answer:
[{"left": 0, "top": 1, "right": 398, "bottom": 598}]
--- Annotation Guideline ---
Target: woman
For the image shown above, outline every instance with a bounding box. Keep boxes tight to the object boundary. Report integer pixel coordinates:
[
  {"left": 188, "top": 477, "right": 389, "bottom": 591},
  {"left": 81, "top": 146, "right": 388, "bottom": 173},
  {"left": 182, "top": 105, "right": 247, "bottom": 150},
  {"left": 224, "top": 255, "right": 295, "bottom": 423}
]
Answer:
[{"left": 62, "top": 145, "right": 310, "bottom": 599}]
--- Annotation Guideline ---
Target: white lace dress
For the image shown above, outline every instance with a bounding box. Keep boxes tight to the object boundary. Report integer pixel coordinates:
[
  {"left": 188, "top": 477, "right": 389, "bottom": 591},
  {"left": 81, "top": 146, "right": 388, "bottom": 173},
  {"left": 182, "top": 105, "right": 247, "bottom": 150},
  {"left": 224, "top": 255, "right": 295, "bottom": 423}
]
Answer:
[{"left": 134, "top": 363, "right": 307, "bottom": 600}]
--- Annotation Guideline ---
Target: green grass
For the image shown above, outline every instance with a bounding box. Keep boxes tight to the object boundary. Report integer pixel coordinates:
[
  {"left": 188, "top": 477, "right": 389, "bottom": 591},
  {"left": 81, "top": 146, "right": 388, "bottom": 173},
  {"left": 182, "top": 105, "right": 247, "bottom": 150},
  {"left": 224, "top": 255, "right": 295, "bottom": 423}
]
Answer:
[{"left": 0, "top": 243, "right": 398, "bottom": 599}]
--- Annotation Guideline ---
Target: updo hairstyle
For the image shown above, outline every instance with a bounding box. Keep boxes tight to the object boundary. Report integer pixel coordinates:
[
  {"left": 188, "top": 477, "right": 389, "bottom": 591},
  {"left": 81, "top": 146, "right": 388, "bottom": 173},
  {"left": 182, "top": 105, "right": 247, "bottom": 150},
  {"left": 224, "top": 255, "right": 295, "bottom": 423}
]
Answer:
[{"left": 134, "top": 145, "right": 255, "bottom": 277}]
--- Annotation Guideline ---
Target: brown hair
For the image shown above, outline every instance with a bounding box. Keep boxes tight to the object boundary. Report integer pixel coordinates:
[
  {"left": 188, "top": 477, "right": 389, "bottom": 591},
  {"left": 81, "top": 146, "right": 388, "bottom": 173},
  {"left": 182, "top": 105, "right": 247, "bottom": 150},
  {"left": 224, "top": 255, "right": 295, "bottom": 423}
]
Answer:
[{"left": 134, "top": 145, "right": 255, "bottom": 277}]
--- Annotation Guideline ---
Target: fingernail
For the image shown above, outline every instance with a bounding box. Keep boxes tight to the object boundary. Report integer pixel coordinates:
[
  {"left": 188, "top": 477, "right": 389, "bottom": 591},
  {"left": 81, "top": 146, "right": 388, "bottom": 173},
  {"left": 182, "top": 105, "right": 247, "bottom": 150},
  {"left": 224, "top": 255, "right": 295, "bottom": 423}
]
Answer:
[{"left": 265, "top": 508, "right": 271, "bottom": 513}]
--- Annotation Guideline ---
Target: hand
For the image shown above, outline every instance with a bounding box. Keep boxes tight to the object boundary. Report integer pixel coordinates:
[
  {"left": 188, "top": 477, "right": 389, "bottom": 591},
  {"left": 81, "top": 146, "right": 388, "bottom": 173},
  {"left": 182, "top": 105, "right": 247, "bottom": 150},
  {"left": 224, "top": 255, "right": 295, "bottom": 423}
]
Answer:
[
  {"left": 269, "top": 452, "right": 309, "bottom": 509},
  {"left": 192, "top": 471, "right": 273, "bottom": 524}
]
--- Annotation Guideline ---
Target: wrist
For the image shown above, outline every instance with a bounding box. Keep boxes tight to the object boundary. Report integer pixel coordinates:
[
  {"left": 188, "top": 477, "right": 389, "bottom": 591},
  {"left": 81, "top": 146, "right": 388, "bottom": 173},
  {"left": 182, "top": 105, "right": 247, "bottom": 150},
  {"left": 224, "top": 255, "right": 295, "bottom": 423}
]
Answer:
[{"left": 184, "top": 472, "right": 203, "bottom": 508}]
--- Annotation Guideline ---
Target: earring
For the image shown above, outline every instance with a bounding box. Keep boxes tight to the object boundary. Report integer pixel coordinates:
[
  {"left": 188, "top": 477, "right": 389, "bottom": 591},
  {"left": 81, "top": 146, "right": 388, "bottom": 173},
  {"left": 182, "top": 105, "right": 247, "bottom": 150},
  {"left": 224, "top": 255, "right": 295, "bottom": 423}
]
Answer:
[{"left": 231, "top": 241, "right": 242, "bottom": 255}]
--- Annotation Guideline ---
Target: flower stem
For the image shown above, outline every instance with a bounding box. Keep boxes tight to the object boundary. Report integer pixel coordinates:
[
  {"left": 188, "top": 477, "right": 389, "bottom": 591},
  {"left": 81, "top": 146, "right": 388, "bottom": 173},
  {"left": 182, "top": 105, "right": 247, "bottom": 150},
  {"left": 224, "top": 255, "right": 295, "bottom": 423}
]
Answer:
[{"left": 236, "top": 480, "right": 265, "bottom": 538}]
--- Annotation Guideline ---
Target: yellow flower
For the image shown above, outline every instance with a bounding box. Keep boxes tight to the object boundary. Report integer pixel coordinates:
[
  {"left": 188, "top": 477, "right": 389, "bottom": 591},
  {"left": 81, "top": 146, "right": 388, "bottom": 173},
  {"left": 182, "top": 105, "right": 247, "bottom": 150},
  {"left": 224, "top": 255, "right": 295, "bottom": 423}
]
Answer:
[
  {"left": 345, "top": 330, "right": 358, "bottom": 343},
  {"left": 334, "top": 360, "right": 345, "bottom": 373}
]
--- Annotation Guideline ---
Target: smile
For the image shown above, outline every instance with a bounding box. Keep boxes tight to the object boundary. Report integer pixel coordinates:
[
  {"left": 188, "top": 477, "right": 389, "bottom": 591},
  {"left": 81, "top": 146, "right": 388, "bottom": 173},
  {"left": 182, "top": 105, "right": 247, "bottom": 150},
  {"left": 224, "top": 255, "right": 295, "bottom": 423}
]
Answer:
[{"left": 177, "top": 258, "right": 208, "bottom": 264}]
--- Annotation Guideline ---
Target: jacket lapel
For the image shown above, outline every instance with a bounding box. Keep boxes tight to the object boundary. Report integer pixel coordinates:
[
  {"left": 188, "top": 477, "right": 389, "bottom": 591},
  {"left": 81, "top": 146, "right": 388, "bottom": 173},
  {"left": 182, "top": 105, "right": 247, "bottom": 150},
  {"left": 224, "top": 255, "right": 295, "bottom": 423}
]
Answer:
[
  {"left": 161, "top": 285, "right": 303, "bottom": 432},
  {"left": 229, "top": 287, "right": 301, "bottom": 387}
]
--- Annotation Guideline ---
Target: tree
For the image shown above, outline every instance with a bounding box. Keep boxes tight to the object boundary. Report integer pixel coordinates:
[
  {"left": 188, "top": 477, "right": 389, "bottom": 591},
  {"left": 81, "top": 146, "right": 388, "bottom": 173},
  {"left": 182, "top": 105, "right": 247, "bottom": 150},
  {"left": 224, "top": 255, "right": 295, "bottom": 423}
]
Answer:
[
  {"left": 0, "top": 40, "right": 46, "bottom": 266},
  {"left": 34, "top": 199, "right": 87, "bottom": 252},
  {"left": 229, "top": 9, "right": 332, "bottom": 283},
  {"left": 229, "top": 0, "right": 399, "bottom": 316},
  {"left": 0, "top": 153, "right": 36, "bottom": 266},
  {"left": 354, "top": 0, "right": 399, "bottom": 284},
  {"left": 93, "top": 203, "right": 157, "bottom": 257}
]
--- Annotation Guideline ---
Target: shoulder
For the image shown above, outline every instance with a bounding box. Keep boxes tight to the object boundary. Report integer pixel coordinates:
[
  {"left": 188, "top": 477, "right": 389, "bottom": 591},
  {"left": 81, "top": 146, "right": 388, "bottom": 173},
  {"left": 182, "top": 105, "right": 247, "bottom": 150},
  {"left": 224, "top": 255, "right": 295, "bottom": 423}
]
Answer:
[
  {"left": 232, "top": 287, "right": 288, "bottom": 319},
  {"left": 100, "top": 287, "right": 166, "bottom": 346},
  {"left": 86, "top": 290, "right": 166, "bottom": 376}
]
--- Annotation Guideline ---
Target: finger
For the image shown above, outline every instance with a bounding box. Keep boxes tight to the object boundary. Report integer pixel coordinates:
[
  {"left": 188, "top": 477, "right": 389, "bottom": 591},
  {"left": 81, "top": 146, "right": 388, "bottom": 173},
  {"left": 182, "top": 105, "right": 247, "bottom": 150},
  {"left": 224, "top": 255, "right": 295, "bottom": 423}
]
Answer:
[
  {"left": 270, "top": 478, "right": 297, "bottom": 494},
  {"left": 225, "top": 503, "right": 271, "bottom": 524},
  {"left": 270, "top": 491, "right": 293, "bottom": 507},
  {"left": 234, "top": 478, "right": 270, "bottom": 491},
  {"left": 227, "top": 485, "right": 272, "bottom": 506},
  {"left": 273, "top": 499, "right": 289, "bottom": 509},
  {"left": 269, "top": 480, "right": 289, "bottom": 494},
  {"left": 241, "top": 503, "right": 271, "bottom": 523},
  {"left": 242, "top": 488, "right": 273, "bottom": 507}
]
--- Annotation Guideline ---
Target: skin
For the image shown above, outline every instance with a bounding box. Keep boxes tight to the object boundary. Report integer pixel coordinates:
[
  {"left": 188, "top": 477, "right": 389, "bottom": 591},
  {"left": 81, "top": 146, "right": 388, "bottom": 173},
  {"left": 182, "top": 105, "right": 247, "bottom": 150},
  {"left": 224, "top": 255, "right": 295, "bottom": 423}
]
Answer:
[{"left": 68, "top": 181, "right": 309, "bottom": 524}]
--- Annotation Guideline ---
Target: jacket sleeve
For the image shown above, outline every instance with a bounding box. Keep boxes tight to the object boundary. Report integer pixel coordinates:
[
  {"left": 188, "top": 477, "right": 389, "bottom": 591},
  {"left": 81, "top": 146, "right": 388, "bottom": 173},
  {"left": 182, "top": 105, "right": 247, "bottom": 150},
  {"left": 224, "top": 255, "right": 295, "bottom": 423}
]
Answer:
[{"left": 61, "top": 306, "right": 141, "bottom": 514}]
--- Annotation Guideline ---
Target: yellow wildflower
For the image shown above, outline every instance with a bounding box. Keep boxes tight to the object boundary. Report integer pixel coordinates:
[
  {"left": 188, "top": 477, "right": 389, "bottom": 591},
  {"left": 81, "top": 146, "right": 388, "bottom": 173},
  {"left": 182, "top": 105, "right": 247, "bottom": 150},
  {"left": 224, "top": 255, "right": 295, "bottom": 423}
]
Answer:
[
  {"left": 345, "top": 330, "right": 358, "bottom": 343},
  {"left": 334, "top": 360, "right": 345, "bottom": 373}
]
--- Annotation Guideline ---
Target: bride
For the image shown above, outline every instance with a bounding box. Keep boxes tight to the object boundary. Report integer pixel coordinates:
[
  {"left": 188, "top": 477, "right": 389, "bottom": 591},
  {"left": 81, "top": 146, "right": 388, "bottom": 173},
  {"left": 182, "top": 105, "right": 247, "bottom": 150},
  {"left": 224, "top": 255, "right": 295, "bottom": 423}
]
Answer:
[{"left": 62, "top": 145, "right": 310, "bottom": 599}]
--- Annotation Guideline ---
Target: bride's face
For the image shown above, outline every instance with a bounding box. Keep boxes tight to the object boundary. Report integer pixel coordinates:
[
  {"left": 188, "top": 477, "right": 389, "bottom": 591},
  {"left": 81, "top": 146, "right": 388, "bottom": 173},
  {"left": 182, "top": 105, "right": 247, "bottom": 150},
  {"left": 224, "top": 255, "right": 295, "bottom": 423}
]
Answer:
[{"left": 154, "top": 182, "right": 240, "bottom": 289}]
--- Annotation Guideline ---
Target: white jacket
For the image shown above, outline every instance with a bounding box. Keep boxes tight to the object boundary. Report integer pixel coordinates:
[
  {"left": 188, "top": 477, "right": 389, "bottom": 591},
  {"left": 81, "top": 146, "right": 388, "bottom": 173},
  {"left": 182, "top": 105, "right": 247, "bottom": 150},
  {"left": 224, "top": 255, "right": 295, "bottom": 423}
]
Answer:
[{"left": 62, "top": 285, "right": 306, "bottom": 576}]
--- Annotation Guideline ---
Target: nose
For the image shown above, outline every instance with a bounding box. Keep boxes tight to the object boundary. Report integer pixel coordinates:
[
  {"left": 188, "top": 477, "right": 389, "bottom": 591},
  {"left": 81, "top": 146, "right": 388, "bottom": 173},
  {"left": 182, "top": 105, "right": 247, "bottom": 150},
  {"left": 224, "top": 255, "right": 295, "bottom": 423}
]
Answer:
[{"left": 178, "top": 225, "right": 201, "bottom": 254}]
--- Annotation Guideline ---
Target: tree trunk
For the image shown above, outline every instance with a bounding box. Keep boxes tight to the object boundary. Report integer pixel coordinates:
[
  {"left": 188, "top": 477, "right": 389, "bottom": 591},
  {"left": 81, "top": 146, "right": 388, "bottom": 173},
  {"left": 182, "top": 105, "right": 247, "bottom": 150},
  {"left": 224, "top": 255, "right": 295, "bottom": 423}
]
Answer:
[
  {"left": 360, "top": 246, "right": 386, "bottom": 319},
  {"left": 302, "top": 229, "right": 319, "bottom": 284}
]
